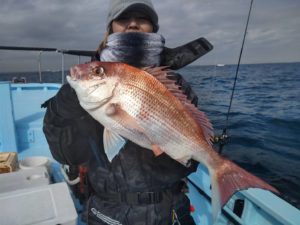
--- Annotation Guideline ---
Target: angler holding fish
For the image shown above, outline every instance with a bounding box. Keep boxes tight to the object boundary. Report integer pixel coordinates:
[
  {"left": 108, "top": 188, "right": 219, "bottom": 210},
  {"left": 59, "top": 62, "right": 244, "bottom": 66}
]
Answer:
[
  {"left": 43, "top": 1, "right": 206, "bottom": 224},
  {"left": 43, "top": 0, "right": 277, "bottom": 225}
]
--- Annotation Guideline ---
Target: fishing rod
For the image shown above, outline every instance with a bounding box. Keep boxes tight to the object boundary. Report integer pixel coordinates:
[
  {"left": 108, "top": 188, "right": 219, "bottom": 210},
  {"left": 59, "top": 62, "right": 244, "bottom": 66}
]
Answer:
[{"left": 215, "top": 0, "right": 254, "bottom": 154}]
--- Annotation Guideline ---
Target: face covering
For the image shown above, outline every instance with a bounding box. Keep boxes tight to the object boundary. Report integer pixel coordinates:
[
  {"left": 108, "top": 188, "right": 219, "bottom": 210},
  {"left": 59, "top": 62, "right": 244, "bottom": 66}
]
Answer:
[{"left": 100, "top": 32, "right": 165, "bottom": 68}]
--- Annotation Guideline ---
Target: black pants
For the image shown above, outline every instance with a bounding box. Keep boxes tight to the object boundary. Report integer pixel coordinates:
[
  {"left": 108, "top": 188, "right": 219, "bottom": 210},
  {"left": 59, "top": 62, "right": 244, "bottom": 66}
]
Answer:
[{"left": 86, "top": 193, "right": 195, "bottom": 225}]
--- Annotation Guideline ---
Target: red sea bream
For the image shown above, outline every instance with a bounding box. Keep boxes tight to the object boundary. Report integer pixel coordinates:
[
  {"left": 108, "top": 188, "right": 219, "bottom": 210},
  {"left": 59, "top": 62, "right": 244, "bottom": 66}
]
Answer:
[{"left": 67, "top": 61, "right": 278, "bottom": 221}]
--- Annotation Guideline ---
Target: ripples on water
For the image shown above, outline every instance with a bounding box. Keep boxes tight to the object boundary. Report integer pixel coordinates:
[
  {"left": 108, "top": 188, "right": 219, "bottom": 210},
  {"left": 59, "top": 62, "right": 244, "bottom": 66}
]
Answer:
[{"left": 1, "top": 62, "right": 300, "bottom": 209}]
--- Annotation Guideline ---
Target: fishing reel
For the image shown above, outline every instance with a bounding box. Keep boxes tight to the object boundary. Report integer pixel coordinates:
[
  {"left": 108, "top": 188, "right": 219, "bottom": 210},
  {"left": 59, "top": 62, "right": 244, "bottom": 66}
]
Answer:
[{"left": 213, "top": 129, "right": 230, "bottom": 154}]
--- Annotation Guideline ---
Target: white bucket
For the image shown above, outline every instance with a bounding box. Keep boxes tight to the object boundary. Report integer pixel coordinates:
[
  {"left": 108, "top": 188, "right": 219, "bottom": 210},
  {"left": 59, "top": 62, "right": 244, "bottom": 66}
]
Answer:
[{"left": 19, "top": 156, "right": 51, "bottom": 173}]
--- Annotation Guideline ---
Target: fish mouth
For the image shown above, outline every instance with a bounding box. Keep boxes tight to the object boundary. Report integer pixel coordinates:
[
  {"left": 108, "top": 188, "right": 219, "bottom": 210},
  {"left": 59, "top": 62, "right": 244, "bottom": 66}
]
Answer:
[{"left": 70, "top": 64, "right": 94, "bottom": 80}]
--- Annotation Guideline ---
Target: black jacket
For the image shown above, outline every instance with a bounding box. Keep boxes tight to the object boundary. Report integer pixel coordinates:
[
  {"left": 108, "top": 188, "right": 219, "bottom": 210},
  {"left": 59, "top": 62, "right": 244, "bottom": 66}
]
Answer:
[{"left": 43, "top": 79, "right": 198, "bottom": 225}]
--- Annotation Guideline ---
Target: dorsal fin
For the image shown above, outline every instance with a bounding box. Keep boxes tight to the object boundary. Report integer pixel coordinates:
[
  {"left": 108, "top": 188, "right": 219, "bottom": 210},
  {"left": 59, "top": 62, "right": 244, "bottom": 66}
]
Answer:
[{"left": 143, "top": 67, "right": 214, "bottom": 145}]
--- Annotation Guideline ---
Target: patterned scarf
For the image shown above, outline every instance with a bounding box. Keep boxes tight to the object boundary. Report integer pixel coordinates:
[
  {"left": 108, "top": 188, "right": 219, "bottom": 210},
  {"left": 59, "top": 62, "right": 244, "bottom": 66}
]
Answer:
[{"left": 100, "top": 32, "right": 165, "bottom": 68}]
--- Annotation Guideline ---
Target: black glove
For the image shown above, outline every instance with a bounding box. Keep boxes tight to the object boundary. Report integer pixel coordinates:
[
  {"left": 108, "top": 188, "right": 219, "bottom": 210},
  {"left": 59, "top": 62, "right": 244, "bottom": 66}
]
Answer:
[
  {"left": 161, "top": 37, "right": 213, "bottom": 70},
  {"left": 42, "top": 83, "right": 87, "bottom": 119}
]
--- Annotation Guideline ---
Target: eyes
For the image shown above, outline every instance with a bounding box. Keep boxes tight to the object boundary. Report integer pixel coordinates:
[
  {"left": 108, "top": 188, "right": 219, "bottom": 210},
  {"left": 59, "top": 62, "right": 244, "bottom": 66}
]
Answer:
[
  {"left": 114, "top": 11, "right": 151, "bottom": 24},
  {"left": 92, "top": 66, "right": 104, "bottom": 75},
  {"left": 115, "top": 16, "right": 150, "bottom": 22}
]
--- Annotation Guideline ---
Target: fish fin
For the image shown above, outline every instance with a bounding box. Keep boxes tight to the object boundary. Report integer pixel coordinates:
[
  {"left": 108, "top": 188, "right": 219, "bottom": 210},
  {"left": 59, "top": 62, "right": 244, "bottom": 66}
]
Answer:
[
  {"left": 103, "top": 128, "right": 126, "bottom": 161},
  {"left": 143, "top": 66, "right": 170, "bottom": 75},
  {"left": 106, "top": 103, "right": 145, "bottom": 134},
  {"left": 151, "top": 144, "right": 164, "bottom": 156},
  {"left": 186, "top": 104, "right": 214, "bottom": 145},
  {"left": 209, "top": 159, "right": 279, "bottom": 222},
  {"left": 144, "top": 67, "right": 214, "bottom": 145}
]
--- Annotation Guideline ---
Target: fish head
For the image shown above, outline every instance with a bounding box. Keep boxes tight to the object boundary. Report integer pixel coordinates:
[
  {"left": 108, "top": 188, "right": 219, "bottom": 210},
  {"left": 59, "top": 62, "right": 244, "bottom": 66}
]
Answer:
[{"left": 67, "top": 61, "right": 120, "bottom": 109}]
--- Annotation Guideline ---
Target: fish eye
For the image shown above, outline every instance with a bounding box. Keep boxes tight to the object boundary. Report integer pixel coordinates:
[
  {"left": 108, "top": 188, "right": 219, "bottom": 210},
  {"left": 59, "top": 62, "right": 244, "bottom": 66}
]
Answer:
[{"left": 92, "top": 66, "right": 105, "bottom": 76}]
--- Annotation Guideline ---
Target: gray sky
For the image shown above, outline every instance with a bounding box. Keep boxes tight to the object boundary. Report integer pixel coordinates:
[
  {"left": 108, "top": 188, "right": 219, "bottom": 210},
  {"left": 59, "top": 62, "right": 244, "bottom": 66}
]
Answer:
[{"left": 0, "top": 0, "right": 299, "bottom": 72}]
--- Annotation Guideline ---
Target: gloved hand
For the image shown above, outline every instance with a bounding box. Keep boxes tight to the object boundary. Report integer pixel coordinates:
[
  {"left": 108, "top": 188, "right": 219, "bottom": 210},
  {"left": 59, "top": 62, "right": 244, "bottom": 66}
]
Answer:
[{"left": 46, "top": 83, "right": 87, "bottom": 119}]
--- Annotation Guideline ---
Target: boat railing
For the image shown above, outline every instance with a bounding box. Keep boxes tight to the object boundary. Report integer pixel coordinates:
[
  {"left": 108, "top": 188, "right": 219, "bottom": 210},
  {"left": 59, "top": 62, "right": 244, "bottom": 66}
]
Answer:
[{"left": 0, "top": 45, "right": 96, "bottom": 84}]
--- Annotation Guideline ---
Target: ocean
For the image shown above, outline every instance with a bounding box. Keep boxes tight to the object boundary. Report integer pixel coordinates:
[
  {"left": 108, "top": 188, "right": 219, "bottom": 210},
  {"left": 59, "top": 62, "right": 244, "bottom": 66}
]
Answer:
[
  {"left": 179, "top": 62, "right": 300, "bottom": 209},
  {"left": 1, "top": 62, "right": 299, "bottom": 209}
]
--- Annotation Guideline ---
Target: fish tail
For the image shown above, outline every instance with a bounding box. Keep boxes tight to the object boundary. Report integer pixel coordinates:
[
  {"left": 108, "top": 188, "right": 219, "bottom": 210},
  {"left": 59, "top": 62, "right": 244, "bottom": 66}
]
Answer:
[{"left": 208, "top": 158, "right": 279, "bottom": 222}]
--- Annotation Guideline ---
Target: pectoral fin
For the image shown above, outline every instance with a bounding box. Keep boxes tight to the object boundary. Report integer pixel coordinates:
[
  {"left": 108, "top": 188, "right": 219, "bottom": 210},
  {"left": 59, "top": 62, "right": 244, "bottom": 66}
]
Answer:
[
  {"left": 106, "top": 103, "right": 145, "bottom": 134},
  {"left": 151, "top": 144, "right": 164, "bottom": 156},
  {"left": 104, "top": 103, "right": 153, "bottom": 155},
  {"left": 103, "top": 128, "right": 126, "bottom": 161}
]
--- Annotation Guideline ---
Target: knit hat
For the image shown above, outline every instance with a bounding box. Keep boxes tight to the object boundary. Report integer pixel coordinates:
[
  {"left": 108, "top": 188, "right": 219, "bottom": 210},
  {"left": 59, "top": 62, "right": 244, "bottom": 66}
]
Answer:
[{"left": 106, "top": 0, "right": 159, "bottom": 32}]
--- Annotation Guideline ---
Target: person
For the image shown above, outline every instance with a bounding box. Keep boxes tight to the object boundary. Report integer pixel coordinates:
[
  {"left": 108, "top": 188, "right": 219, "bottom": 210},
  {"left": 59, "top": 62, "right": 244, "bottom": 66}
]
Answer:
[{"left": 43, "top": 0, "right": 212, "bottom": 224}]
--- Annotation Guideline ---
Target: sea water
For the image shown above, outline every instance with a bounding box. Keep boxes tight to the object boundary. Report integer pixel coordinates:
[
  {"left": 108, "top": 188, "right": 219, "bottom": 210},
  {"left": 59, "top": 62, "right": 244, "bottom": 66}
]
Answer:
[
  {"left": 180, "top": 62, "right": 300, "bottom": 209},
  {"left": 1, "top": 62, "right": 299, "bottom": 209}
]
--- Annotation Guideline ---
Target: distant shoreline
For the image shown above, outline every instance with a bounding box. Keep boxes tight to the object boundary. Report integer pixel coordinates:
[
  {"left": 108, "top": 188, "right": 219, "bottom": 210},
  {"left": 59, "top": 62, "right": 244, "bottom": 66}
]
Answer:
[{"left": 1, "top": 61, "right": 300, "bottom": 75}]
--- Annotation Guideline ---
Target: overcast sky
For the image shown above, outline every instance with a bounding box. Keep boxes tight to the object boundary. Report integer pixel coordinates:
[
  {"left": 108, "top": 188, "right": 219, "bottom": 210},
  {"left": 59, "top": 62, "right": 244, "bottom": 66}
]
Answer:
[{"left": 0, "top": 0, "right": 299, "bottom": 72}]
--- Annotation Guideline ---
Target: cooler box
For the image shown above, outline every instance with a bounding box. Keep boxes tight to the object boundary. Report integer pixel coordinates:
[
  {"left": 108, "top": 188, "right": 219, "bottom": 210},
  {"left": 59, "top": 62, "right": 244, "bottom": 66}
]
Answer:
[
  {"left": 0, "top": 167, "right": 50, "bottom": 193},
  {"left": 0, "top": 182, "right": 77, "bottom": 225}
]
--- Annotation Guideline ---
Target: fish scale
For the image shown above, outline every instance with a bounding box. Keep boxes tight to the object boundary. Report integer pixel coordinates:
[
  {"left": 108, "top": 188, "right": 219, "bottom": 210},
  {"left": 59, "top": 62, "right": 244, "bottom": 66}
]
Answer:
[
  {"left": 120, "top": 82, "right": 197, "bottom": 153},
  {"left": 122, "top": 77, "right": 202, "bottom": 142},
  {"left": 119, "top": 84, "right": 182, "bottom": 152}
]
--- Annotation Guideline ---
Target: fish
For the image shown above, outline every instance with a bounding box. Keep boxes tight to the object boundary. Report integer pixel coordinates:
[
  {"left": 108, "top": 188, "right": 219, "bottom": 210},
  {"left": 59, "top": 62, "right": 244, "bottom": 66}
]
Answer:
[{"left": 67, "top": 61, "right": 278, "bottom": 222}]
